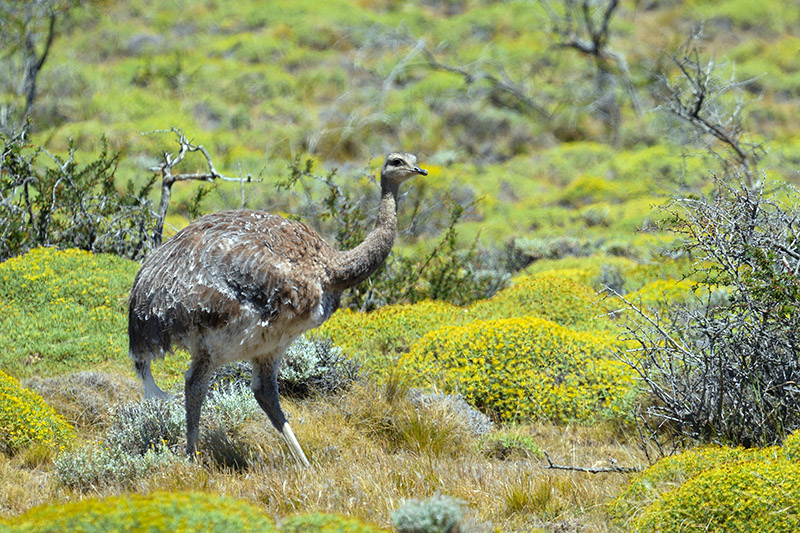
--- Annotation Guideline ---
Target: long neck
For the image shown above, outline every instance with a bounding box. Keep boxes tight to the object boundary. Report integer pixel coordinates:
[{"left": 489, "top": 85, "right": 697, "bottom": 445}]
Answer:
[{"left": 328, "top": 181, "right": 398, "bottom": 291}]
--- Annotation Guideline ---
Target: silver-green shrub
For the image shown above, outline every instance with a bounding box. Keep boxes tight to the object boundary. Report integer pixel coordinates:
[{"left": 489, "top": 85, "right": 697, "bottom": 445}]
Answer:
[
  {"left": 205, "top": 383, "right": 261, "bottom": 430},
  {"left": 55, "top": 441, "right": 182, "bottom": 490},
  {"left": 391, "top": 494, "right": 464, "bottom": 533},
  {"left": 209, "top": 335, "right": 360, "bottom": 398},
  {"left": 105, "top": 398, "right": 185, "bottom": 455}
]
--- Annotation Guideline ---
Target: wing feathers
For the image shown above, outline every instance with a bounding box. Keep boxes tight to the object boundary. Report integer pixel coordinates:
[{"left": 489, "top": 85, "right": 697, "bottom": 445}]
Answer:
[{"left": 128, "top": 210, "right": 336, "bottom": 355}]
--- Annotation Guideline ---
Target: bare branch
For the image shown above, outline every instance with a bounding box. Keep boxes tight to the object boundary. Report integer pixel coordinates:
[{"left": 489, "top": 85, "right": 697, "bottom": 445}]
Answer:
[
  {"left": 144, "top": 127, "right": 257, "bottom": 247},
  {"left": 543, "top": 450, "right": 640, "bottom": 474},
  {"left": 418, "top": 45, "right": 553, "bottom": 121},
  {"left": 544, "top": 0, "right": 638, "bottom": 143},
  {"left": 660, "top": 28, "right": 764, "bottom": 187}
]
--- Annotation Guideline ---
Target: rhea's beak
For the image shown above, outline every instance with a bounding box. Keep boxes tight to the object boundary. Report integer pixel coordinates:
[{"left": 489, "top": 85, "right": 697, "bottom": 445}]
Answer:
[{"left": 414, "top": 166, "right": 428, "bottom": 176}]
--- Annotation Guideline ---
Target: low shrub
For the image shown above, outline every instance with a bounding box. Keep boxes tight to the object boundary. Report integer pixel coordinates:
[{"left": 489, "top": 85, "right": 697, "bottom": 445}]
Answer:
[
  {"left": 609, "top": 444, "right": 771, "bottom": 524},
  {"left": 23, "top": 371, "right": 140, "bottom": 428},
  {"left": 3, "top": 491, "right": 276, "bottom": 532},
  {"left": 0, "top": 369, "right": 75, "bottom": 455},
  {"left": 279, "top": 335, "right": 361, "bottom": 397},
  {"left": 319, "top": 273, "right": 610, "bottom": 375},
  {"left": 610, "top": 436, "right": 800, "bottom": 530},
  {"left": 208, "top": 335, "right": 360, "bottom": 398},
  {"left": 634, "top": 458, "right": 800, "bottom": 531},
  {"left": 54, "top": 442, "right": 183, "bottom": 491},
  {"left": 479, "top": 431, "right": 543, "bottom": 461},
  {"left": 205, "top": 383, "right": 261, "bottom": 429},
  {"left": 54, "top": 396, "right": 186, "bottom": 490},
  {"left": 391, "top": 494, "right": 465, "bottom": 533},
  {"left": 105, "top": 398, "right": 185, "bottom": 455},
  {"left": 317, "top": 300, "right": 462, "bottom": 374},
  {"left": 468, "top": 273, "right": 603, "bottom": 330},
  {"left": 557, "top": 175, "right": 620, "bottom": 207},
  {"left": 400, "top": 317, "right": 635, "bottom": 423},
  {"left": 281, "top": 512, "right": 387, "bottom": 533}
]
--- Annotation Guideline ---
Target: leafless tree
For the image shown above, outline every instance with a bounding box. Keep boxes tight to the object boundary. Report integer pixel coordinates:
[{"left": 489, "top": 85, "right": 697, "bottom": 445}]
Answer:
[
  {"left": 657, "top": 27, "right": 764, "bottom": 188},
  {"left": 611, "top": 31, "right": 798, "bottom": 455},
  {"left": 0, "top": 0, "right": 71, "bottom": 134},
  {"left": 543, "top": 0, "right": 639, "bottom": 144},
  {"left": 145, "top": 128, "right": 256, "bottom": 247}
]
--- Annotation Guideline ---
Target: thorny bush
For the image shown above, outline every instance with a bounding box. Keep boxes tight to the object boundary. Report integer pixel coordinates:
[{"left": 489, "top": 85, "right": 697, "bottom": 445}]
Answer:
[
  {"left": 0, "top": 130, "right": 156, "bottom": 261},
  {"left": 617, "top": 176, "right": 800, "bottom": 450}
]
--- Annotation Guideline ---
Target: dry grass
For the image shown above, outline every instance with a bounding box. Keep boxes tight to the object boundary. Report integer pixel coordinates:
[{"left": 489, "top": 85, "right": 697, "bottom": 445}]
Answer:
[{"left": 0, "top": 375, "right": 646, "bottom": 531}]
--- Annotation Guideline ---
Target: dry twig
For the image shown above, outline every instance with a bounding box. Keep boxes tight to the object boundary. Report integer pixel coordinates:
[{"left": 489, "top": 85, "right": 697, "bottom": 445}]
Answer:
[{"left": 543, "top": 450, "right": 640, "bottom": 474}]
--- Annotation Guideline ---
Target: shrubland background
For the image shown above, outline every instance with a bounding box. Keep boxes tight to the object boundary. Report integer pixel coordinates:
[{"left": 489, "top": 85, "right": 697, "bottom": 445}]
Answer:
[{"left": 1, "top": 0, "right": 800, "bottom": 531}]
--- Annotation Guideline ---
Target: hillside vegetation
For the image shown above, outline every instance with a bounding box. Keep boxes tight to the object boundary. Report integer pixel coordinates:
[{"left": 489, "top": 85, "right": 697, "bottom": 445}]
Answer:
[{"left": 1, "top": 0, "right": 799, "bottom": 531}]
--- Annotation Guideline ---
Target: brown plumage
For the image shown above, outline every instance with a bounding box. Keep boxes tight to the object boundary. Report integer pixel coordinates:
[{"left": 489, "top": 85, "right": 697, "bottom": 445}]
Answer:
[{"left": 128, "top": 153, "right": 427, "bottom": 466}]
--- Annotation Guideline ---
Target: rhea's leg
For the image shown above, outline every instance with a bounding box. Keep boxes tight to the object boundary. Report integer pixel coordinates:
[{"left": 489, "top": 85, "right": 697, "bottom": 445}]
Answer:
[
  {"left": 134, "top": 356, "right": 170, "bottom": 399},
  {"left": 251, "top": 355, "right": 310, "bottom": 467},
  {"left": 184, "top": 355, "right": 213, "bottom": 458}
]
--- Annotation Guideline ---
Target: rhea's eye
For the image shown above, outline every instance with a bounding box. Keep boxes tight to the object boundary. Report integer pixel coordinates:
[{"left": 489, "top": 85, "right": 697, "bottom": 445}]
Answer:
[{"left": 389, "top": 158, "right": 403, "bottom": 166}]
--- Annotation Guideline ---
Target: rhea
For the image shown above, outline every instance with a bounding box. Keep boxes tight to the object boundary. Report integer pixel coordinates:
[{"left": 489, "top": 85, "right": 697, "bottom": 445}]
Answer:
[{"left": 128, "top": 153, "right": 427, "bottom": 467}]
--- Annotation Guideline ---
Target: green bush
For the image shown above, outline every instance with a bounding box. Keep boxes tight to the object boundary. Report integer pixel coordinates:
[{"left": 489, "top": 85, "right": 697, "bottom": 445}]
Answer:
[
  {"left": 609, "top": 445, "right": 771, "bottom": 523},
  {"left": 479, "top": 431, "right": 543, "bottom": 461},
  {"left": 319, "top": 272, "right": 612, "bottom": 376},
  {"left": 0, "top": 369, "right": 75, "bottom": 455},
  {"left": 0, "top": 248, "right": 139, "bottom": 378},
  {"left": 557, "top": 175, "right": 620, "bottom": 207},
  {"left": 468, "top": 273, "right": 603, "bottom": 330},
  {"left": 281, "top": 512, "right": 387, "bottom": 533},
  {"left": 635, "top": 458, "right": 800, "bottom": 531},
  {"left": 317, "top": 300, "right": 462, "bottom": 374},
  {"left": 400, "top": 316, "right": 634, "bottom": 423},
  {"left": 3, "top": 491, "right": 276, "bottom": 532},
  {"left": 0, "top": 132, "right": 155, "bottom": 261},
  {"left": 610, "top": 438, "right": 800, "bottom": 530}
]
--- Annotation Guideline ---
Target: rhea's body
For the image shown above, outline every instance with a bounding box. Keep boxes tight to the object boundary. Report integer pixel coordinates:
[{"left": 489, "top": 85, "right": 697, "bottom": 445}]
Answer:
[{"left": 129, "top": 210, "right": 339, "bottom": 369}]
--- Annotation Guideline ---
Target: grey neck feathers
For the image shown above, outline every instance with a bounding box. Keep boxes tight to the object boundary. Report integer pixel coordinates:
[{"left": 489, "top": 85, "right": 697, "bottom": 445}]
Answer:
[{"left": 328, "top": 181, "right": 399, "bottom": 291}]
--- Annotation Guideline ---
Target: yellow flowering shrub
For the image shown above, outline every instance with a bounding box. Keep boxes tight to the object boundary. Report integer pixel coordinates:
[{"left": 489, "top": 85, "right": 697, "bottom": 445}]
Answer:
[
  {"left": 0, "top": 248, "right": 139, "bottom": 377},
  {"left": 611, "top": 440, "right": 800, "bottom": 531},
  {"left": 783, "top": 430, "right": 800, "bottom": 460},
  {"left": 635, "top": 457, "right": 800, "bottom": 531},
  {"left": 399, "top": 317, "right": 635, "bottom": 423},
  {"left": 0, "top": 369, "right": 75, "bottom": 455},
  {"left": 320, "top": 274, "right": 611, "bottom": 374},
  {"left": 281, "top": 512, "right": 388, "bottom": 532},
  {"left": 4, "top": 491, "right": 276, "bottom": 532},
  {"left": 468, "top": 273, "right": 605, "bottom": 331},
  {"left": 318, "top": 300, "right": 464, "bottom": 373}
]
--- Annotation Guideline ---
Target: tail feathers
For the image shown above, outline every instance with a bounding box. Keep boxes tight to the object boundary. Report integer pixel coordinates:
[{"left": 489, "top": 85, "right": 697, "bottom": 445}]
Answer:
[{"left": 133, "top": 356, "right": 170, "bottom": 399}]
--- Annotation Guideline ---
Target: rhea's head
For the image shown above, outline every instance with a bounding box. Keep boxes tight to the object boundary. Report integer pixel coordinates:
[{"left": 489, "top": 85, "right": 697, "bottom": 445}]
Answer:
[{"left": 380, "top": 152, "right": 427, "bottom": 187}]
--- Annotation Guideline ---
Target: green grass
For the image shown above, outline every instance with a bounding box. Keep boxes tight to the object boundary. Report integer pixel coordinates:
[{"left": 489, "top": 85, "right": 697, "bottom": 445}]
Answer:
[{"left": 0, "top": 248, "right": 138, "bottom": 378}]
